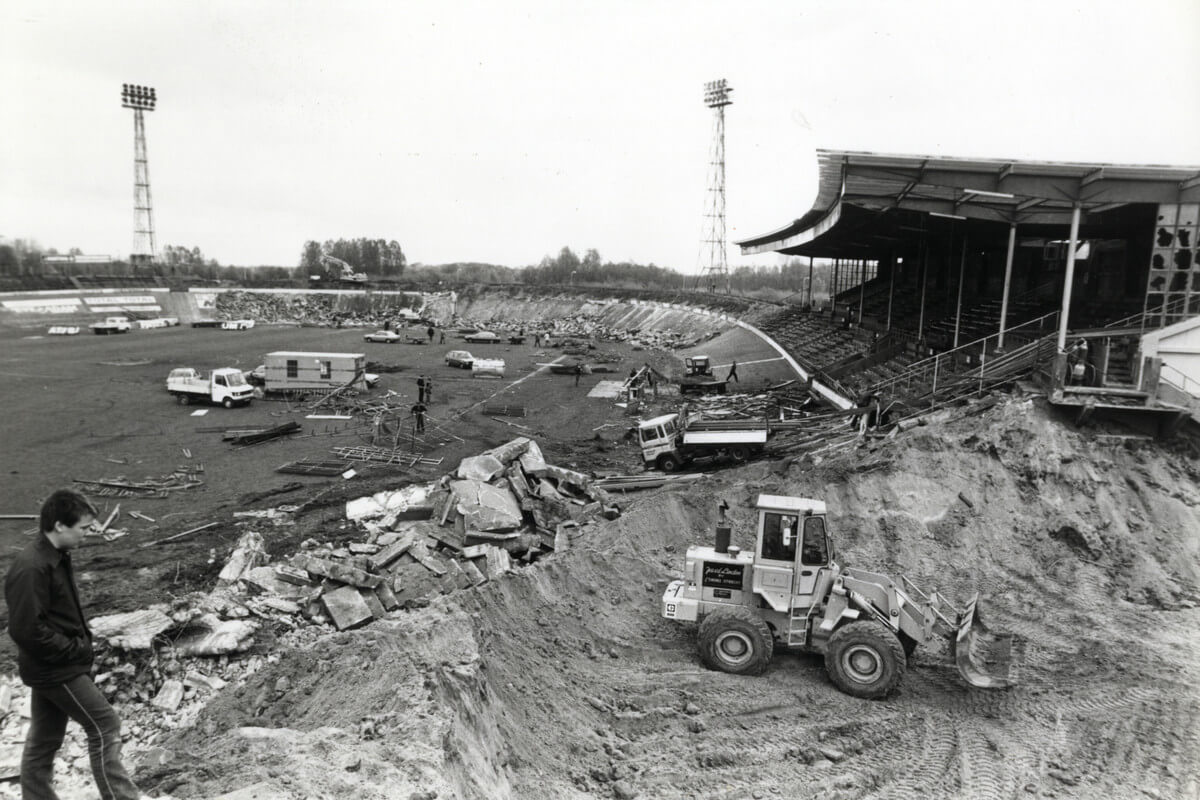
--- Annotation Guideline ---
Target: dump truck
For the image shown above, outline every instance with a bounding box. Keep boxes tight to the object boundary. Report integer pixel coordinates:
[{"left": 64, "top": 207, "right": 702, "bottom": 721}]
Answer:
[
  {"left": 638, "top": 412, "right": 768, "bottom": 471},
  {"left": 679, "top": 355, "right": 728, "bottom": 396},
  {"left": 166, "top": 368, "right": 254, "bottom": 408},
  {"left": 661, "top": 495, "right": 1021, "bottom": 699}
]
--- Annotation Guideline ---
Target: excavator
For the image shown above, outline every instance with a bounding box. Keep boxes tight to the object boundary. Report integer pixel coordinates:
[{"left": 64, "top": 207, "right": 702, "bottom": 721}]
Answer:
[
  {"left": 317, "top": 254, "right": 368, "bottom": 284},
  {"left": 661, "top": 495, "right": 1022, "bottom": 698}
]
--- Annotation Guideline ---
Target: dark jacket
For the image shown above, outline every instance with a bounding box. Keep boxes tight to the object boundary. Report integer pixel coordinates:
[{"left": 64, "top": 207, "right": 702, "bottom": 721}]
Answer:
[{"left": 4, "top": 534, "right": 94, "bottom": 688}]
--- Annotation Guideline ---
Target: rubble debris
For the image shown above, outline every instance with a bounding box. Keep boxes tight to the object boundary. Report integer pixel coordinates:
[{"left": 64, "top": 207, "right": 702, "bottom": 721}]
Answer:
[
  {"left": 293, "top": 555, "right": 383, "bottom": 589},
  {"left": 332, "top": 445, "right": 443, "bottom": 467},
  {"left": 73, "top": 465, "right": 205, "bottom": 498},
  {"left": 322, "top": 585, "right": 375, "bottom": 631},
  {"left": 173, "top": 615, "right": 258, "bottom": 656},
  {"left": 217, "top": 531, "right": 268, "bottom": 585},
  {"left": 456, "top": 454, "right": 506, "bottom": 482},
  {"left": 152, "top": 679, "right": 184, "bottom": 712},
  {"left": 450, "top": 479, "right": 524, "bottom": 532},
  {"left": 90, "top": 608, "right": 175, "bottom": 650},
  {"left": 229, "top": 420, "right": 303, "bottom": 447},
  {"left": 277, "top": 459, "right": 351, "bottom": 476}
]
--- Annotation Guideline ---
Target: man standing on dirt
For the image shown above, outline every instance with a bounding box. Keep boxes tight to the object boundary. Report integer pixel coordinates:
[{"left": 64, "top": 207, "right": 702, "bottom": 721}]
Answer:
[
  {"left": 5, "top": 489, "right": 141, "bottom": 800},
  {"left": 439, "top": 330, "right": 445, "bottom": 344},
  {"left": 574, "top": 363, "right": 583, "bottom": 387},
  {"left": 411, "top": 400, "right": 427, "bottom": 433},
  {"left": 427, "top": 325, "right": 435, "bottom": 343},
  {"left": 726, "top": 360, "right": 739, "bottom": 383},
  {"left": 416, "top": 375, "right": 426, "bottom": 404},
  {"left": 423, "top": 375, "right": 433, "bottom": 403}
]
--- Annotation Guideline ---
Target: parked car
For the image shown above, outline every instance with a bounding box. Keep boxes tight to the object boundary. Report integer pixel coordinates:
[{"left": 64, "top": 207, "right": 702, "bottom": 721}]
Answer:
[
  {"left": 445, "top": 350, "right": 475, "bottom": 368},
  {"left": 363, "top": 330, "right": 401, "bottom": 343},
  {"left": 464, "top": 331, "right": 501, "bottom": 344}
]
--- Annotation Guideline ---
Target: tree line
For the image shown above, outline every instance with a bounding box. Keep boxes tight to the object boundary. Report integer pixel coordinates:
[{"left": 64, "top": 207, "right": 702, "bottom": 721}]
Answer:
[{"left": 296, "top": 238, "right": 406, "bottom": 280}]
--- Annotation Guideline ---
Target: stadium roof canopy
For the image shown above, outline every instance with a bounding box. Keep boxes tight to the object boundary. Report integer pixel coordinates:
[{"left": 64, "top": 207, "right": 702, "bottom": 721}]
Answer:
[{"left": 737, "top": 149, "right": 1200, "bottom": 258}]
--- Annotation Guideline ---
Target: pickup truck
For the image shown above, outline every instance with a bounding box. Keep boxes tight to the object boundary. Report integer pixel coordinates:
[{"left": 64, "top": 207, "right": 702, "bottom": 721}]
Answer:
[
  {"left": 89, "top": 317, "right": 132, "bottom": 335},
  {"left": 638, "top": 412, "right": 768, "bottom": 471},
  {"left": 167, "top": 367, "right": 254, "bottom": 408}
]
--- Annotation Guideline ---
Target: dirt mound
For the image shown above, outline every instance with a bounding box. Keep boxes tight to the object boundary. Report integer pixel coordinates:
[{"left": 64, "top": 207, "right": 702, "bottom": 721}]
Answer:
[{"left": 137, "top": 394, "right": 1200, "bottom": 799}]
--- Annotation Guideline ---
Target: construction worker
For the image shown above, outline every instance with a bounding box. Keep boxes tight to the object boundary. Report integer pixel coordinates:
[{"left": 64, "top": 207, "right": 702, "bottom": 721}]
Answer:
[
  {"left": 574, "top": 363, "right": 583, "bottom": 387},
  {"left": 427, "top": 325, "right": 435, "bottom": 343},
  {"left": 726, "top": 360, "right": 739, "bottom": 383},
  {"left": 439, "top": 330, "right": 445, "bottom": 344},
  {"left": 416, "top": 375, "right": 426, "bottom": 404},
  {"left": 424, "top": 375, "right": 433, "bottom": 403},
  {"left": 411, "top": 401, "right": 427, "bottom": 433}
]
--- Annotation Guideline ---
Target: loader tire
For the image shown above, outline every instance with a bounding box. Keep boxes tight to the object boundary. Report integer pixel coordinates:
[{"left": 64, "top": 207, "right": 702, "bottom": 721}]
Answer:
[
  {"left": 698, "top": 606, "right": 774, "bottom": 676},
  {"left": 729, "top": 446, "right": 749, "bottom": 464},
  {"left": 825, "top": 620, "right": 906, "bottom": 699}
]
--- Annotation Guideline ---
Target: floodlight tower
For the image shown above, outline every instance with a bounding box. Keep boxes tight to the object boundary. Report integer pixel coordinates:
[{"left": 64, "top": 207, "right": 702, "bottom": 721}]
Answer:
[
  {"left": 121, "top": 83, "right": 158, "bottom": 268},
  {"left": 698, "top": 79, "right": 732, "bottom": 293}
]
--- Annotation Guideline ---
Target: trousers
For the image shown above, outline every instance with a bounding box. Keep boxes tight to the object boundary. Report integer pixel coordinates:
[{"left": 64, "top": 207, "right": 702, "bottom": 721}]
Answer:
[{"left": 22, "top": 674, "right": 140, "bottom": 800}]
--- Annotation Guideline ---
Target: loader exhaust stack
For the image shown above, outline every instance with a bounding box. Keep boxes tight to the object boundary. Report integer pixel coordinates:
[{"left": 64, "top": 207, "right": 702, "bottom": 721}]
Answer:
[
  {"left": 951, "top": 594, "right": 1023, "bottom": 688},
  {"left": 715, "top": 500, "right": 731, "bottom": 553}
]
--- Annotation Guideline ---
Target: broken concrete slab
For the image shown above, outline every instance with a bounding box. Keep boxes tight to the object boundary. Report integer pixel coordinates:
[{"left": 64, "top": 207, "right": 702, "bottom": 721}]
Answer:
[
  {"left": 217, "top": 530, "right": 267, "bottom": 586},
  {"left": 482, "top": 546, "right": 512, "bottom": 580},
  {"left": 408, "top": 540, "right": 447, "bottom": 576},
  {"left": 90, "top": 608, "right": 175, "bottom": 650},
  {"left": 505, "top": 465, "right": 532, "bottom": 503},
  {"left": 274, "top": 564, "right": 314, "bottom": 586},
  {"left": 367, "top": 531, "right": 416, "bottom": 571},
  {"left": 294, "top": 555, "right": 382, "bottom": 589},
  {"left": 456, "top": 454, "right": 506, "bottom": 482},
  {"left": 242, "top": 567, "right": 312, "bottom": 600},
  {"left": 451, "top": 479, "right": 523, "bottom": 532},
  {"left": 322, "top": 585, "right": 374, "bottom": 630},
  {"left": 459, "top": 558, "right": 487, "bottom": 586},
  {"left": 360, "top": 587, "right": 387, "bottom": 619},
  {"left": 543, "top": 463, "right": 593, "bottom": 491},
  {"left": 184, "top": 671, "right": 228, "bottom": 692},
  {"left": 152, "top": 679, "right": 184, "bottom": 712},
  {"left": 345, "top": 485, "right": 432, "bottom": 522},
  {"left": 518, "top": 439, "right": 548, "bottom": 476},
  {"left": 389, "top": 562, "right": 438, "bottom": 608},
  {"left": 374, "top": 581, "right": 400, "bottom": 612},
  {"left": 483, "top": 437, "right": 531, "bottom": 466},
  {"left": 174, "top": 616, "right": 258, "bottom": 656}
]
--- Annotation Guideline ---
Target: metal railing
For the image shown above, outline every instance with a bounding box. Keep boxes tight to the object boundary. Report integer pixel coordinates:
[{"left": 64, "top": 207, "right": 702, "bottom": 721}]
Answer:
[
  {"left": 868, "top": 310, "right": 1059, "bottom": 398},
  {"left": 1159, "top": 362, "right": 1200, "bottom": 401}
]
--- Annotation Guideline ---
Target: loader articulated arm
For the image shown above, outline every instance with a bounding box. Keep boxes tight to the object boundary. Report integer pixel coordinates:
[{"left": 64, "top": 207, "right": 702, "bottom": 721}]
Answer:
[{"left": 837, "top": 569, "right": 1021, "bottom": 689}]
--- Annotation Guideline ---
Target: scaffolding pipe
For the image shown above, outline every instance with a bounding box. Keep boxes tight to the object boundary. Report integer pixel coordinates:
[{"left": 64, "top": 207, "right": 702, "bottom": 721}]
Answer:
[{"left": 997, "top": 222, "right": 1017, "bottom": 352}]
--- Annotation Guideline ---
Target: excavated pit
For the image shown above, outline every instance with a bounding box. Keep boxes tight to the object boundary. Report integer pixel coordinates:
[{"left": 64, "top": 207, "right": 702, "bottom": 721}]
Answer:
[{"left": 147, "top": 395, "right": 1200, "bottom": 800}]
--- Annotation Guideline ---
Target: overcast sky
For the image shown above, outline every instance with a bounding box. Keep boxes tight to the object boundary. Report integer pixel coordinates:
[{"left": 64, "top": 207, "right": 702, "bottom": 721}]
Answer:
[{"left": 3, "top": 0, "right": 1199, "bottom": 272}]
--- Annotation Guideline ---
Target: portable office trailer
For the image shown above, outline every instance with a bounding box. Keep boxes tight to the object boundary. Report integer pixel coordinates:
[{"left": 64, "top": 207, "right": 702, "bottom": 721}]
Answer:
[{"left": 262, "top": 351, "right": 368, "bottom": 391}]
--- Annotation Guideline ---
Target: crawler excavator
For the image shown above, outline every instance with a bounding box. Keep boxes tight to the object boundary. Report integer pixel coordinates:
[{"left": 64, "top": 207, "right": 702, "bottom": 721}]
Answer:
[
  {"left": 661, "top": 495, "right": 1022, "bottom": 698},
  {"left": 317, "top": 254, "right": 368, "bottom": 284}
]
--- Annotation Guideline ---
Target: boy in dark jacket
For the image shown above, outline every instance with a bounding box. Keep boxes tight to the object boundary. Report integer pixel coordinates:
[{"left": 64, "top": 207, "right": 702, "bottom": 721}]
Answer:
[{"left": 5, "top": 489, "right": 140, "bottom": 799}]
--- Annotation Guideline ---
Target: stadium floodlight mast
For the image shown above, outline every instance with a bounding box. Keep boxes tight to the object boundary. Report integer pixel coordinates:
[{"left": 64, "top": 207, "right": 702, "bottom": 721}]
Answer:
[
  {"left": 121, "top": 83, "right": 158, "bottom": 269},
  {"left": 698, "top": 79, "right": 732, "bottom": 294}
]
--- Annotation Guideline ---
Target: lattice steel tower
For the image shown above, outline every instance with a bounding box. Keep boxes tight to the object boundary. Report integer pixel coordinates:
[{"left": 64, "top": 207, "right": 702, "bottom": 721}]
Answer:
[
  {"left": 122, "top": 83, "right": 158, "bottom": 267},
  {"left": 698, "top": 79, "right": 732, "bottom": 293}
]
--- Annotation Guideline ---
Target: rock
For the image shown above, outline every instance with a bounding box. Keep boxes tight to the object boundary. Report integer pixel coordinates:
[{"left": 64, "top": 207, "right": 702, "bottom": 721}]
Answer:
[
  {"left": 151, "top": 680, "right": 184, "bottom": 712},
  {"left": 294, "top": 555, "right": 382, "bottom": 589},
  {"left": 456, "top": 454, "right": 507, "bottom": 482},
  {"left": 273, "top": 564, "right": 314, "bottom": 586},
  {"left": 183, "top": 671, "right": 227, "bottom": 692},
  {"left": 483, "top": 437, "right": 532, "bottom": 466},
  {"left": 518, "top": 440, "right": 548, "bottom": 476},
  {"left": 173, "top": 616, "right": 258, "bottom": 656},
  {"left": 613, "top": 780, "right": 638, "bottom": 799},
  {"left": 818, "top": 746, "right": 845, "bottom": 763},
  {"left": 345, "top": 485, "right": 431, "bottom": 522},
  {"left": 367, "top": 531, "right": 416, "bottom": 571},
  {"left": 451, "top": 479, "right": 523, "bottom": 532},
  {"left": 136, "top": 746, "right": 173, "bottom": 769},
  {"left": 217, "top": 530, "right": 267, "bottom": 585},
  {"left": 348, "top": 542, "right": 380, "bottom": 555},
  {"left": 322, "top": 585, "right": 375, "bottom": 630},
  {"left": 482, "top": 546, "right": 512, "bottom": 579},
  {"left": 90, "top": 608, "right": 175, "bottom": 650},
  {"left": 683, "top": 702, "right": 700, "bottom": 715},
  {"left": 0, "top": 684, "right": 10, "bottom": 717}
]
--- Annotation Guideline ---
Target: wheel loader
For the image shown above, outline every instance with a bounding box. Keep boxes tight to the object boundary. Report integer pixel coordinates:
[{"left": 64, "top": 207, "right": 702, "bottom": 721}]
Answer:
[{"left": 660, "top": 495, "right": 1022, "bottom": 699}]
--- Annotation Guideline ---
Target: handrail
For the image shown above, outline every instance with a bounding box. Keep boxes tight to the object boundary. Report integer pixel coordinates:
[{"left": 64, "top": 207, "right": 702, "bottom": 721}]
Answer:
[
  {"left": 1159, "top": 362, "right": 1200, "bottom": 399},
  {"left": 1105, "top": 296, "right": 1189, "bottom": 331},
  {"left": 869, "top": 310, "right": 1059, "bottom": 396}
]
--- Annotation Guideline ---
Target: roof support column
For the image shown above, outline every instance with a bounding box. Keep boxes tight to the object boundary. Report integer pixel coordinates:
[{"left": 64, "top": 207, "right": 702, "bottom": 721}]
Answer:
[
  {"left": 918, "top": 237, "right": 929, "bottom": 346},
  {"left": 807, "top": 257, "right": 814, "bottom": 308},
  {"left": 832, "top": 259, "right": 840, "bottom": 319},
  {"left": 997, "top": 222, "right": 1017, "bottom": 352},
  {"left": 1055, "top": 204, "right": 1082, "bottom": 353},
  {"left": 953, "top": 231, "right": 968, "bottom": 349},
  {"left": 858, "top": 259, "right": 866, "bottom": 324},
  {"left": 886, "top": 251, "right": 895, "bottom": 331}
]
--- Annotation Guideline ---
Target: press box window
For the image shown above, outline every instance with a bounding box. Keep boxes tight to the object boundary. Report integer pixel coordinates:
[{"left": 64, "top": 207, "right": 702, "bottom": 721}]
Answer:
[
  {"left": 320, "top": 361, "right": 331, "bottom": 380},
  {"left": 286, "top": 360, "right": 298, "bottom": 378}
]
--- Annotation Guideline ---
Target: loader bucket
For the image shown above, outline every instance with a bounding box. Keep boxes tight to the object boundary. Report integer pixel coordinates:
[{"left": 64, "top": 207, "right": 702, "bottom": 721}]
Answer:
[{"left": 951, "top": 593, "right": 1022, "bottom": 689}]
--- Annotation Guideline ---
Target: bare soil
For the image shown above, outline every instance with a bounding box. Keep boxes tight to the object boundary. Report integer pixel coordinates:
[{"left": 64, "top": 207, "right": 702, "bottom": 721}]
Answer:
[{"left": 1, "top": 311, "right": 1198, "bottom": 800}]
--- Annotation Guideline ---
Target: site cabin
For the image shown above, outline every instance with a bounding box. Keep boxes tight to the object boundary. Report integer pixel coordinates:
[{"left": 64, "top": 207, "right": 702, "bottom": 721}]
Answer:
[
  {"left": 167, "top": 368, "right": 254, "bottom": 408},
  {"left": 261, "top": 351, "right": 370, "bottom": 392},
  {"left": 639, "top": 412, "right": 768, "bottom": 472},
  {"left": 89, "top": 317, "right": 132, "bottom": 335}
]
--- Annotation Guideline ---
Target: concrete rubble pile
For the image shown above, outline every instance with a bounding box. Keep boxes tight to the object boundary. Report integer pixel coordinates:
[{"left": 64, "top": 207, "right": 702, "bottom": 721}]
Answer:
[
  {"left": 214, "top": 291, "right": 422, "bottom": 328},
  {"left": 0, "top": 437, "right": 621, "bottom": 789},
  {"left": 449, "top": 315, "right": 709, "bottom": 351}
]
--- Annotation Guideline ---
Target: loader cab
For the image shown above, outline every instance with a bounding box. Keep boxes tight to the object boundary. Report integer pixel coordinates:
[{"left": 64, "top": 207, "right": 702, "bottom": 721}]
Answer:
[
  {"left": 684, "top": 356, "right": 713, "bottom": 377},
  {"left": 751, "top": 495, "right": 834, "bottom": 614}
]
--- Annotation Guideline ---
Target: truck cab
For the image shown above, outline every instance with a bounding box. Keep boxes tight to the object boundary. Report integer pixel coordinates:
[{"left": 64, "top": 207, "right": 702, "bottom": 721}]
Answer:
[
  {"left": 167, "top": 367, "right": 254, "bottom": 407},
  {"left": 685, "top": 356, "right": 713, "bottom": 376},
  {"left": 90, "top": 316, "right": 132, "bottom": 335},
  {"left": 638, "top": 413, "right": 681, "bottom": 468}
]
